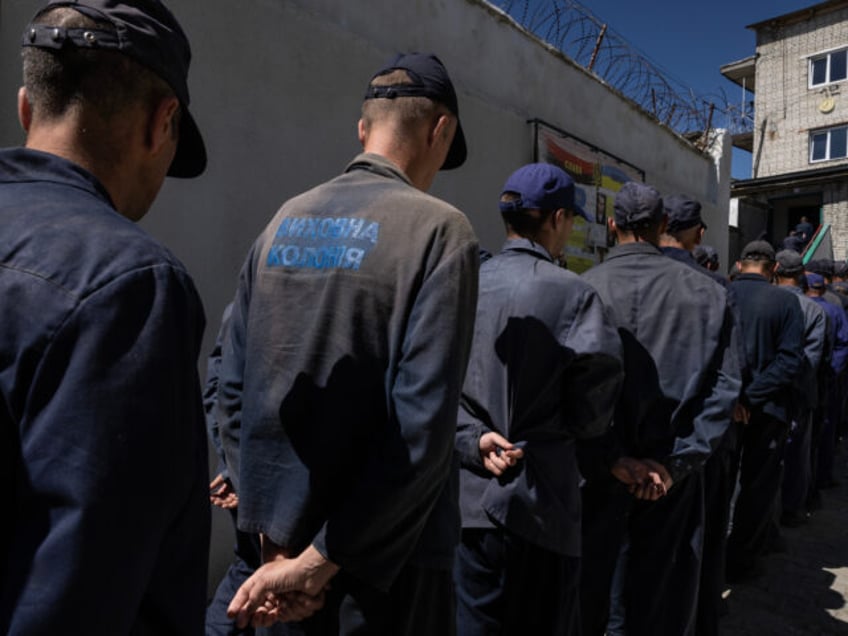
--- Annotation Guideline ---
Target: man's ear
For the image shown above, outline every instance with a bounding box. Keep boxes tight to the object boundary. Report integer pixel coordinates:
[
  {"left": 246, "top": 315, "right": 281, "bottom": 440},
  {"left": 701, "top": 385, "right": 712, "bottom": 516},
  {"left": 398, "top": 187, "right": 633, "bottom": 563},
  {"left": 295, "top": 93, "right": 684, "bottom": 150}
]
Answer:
[
  {"left": 147, "top": 95, "right": 180, "bottom": 154},
  {"left": 430, "top": 113, "right": 453, "bottom": 148},
  {"left": 18, "top": 87, "right": 32, "bottom": 133},
  {"left": 357, "top": 118, "right": 367, "bottom": 146}
]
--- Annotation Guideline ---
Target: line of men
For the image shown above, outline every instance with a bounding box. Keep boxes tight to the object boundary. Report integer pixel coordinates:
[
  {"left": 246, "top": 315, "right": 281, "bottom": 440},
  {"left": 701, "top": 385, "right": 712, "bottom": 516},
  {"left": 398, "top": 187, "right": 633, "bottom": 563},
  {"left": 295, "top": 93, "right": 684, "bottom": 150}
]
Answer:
[{"left": 0, "top": 0, "right": 837, "bottom": 635}]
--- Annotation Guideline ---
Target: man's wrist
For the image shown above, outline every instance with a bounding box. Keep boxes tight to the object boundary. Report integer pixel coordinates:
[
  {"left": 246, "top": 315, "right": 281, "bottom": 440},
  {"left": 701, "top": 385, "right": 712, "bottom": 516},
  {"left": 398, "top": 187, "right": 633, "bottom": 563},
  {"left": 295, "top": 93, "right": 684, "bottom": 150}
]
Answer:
[{"left": 299, "top": 544, "right": 340, "bottom": 595}]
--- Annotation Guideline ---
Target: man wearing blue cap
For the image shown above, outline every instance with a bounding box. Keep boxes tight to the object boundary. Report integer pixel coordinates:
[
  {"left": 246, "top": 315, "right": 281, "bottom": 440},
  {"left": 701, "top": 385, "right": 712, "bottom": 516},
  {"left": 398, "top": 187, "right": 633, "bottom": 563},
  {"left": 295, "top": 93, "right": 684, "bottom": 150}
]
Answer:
[
  {"left": 0, "top": 1, "right": 209, "bottom": 634},
  {"left": 579, "top": 182, "right": 742, "bottom": 636},
  {"left": 222, "top": 53, "right": 478, "bottom": 634},
  {"left": 804, "top": 272, "right": 848, "bottom": 498},
  {"left": 451, "top": 163, "right": 637, "bottom": 634}
]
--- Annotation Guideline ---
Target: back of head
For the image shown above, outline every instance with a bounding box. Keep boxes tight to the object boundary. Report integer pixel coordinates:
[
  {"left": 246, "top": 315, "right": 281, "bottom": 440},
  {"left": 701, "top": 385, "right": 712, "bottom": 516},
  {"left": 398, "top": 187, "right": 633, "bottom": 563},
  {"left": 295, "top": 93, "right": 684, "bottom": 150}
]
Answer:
[
  {"left": 362, "top": 52, "right": 466, "bottom": 170},
  {"left": 775, "top": 249, "right": 803, "bottom": 283},
  {"left": 613, "top": 182, "right": 664, "bottom": 239},
  {"left": 664, "top": 194, "right": 705, "bottom": 236},
  {"left": 738, "top": 240, "right": 775, "bottom": 275},
  {"left": 22, "top": 0, "right": 205, "bottom": 177}
]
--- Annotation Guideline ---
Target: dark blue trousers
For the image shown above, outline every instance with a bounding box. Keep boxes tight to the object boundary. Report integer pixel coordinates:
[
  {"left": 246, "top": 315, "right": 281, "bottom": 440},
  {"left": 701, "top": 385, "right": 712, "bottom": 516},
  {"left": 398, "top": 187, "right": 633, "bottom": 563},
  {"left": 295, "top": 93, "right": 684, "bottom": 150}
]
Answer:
[
  {"left": 206, "top": 511, "right": 262, "bottom": 636},
  {"left": 454, "top": 528, "right": 580, "bottom": 635},
  {"left": 262, "top": 564, "right": 456, "bottom": 636},
  {"left": 726, "top": 413, "right": 789, "bottom": 577}
]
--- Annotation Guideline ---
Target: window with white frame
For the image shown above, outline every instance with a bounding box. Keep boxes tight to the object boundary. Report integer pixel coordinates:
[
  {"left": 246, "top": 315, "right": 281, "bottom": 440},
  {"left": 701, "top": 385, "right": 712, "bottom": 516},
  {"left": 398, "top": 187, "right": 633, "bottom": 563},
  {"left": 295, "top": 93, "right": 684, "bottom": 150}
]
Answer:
[
  {"left": 810, "top": 125, "right": 848, "bottom": 162},
  {"left": 810, "top": 48, "right": 848, "bottom": 87}
]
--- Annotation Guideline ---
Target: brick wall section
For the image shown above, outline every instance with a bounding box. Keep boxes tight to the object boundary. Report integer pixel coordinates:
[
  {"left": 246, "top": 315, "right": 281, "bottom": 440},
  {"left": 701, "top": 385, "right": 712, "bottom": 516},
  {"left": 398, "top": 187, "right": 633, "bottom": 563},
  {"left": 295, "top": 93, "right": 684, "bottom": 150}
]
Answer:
[
  {"left": 754, "top": 6, "right": 848, "bottom": 178},
  {"left": 825, "top": 180, "right": 848, "bottom": 257}
]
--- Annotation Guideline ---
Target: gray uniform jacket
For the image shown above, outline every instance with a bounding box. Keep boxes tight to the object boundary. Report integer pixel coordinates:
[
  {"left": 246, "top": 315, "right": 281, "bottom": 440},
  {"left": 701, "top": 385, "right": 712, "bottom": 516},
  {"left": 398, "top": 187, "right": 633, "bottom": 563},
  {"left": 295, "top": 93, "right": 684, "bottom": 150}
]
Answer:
[
  {"left": 582, "top": 241, "right": 742, "bottom": 482},
  {"left": 456, "top": 239, "right": 623, "bottom": 556},
  {"left": 219, "top": 153, "right": 479, "bottom": 591},
  {"left": 784, "top": 286, "right": 827, "bottom": 410}
]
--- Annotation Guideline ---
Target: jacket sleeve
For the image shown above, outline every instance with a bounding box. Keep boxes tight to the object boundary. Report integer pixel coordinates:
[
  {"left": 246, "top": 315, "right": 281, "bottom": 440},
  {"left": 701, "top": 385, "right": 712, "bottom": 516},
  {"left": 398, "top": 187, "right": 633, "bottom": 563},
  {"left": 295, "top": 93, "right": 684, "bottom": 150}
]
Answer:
[
  {"left": 743, "top": 300, "right": 804, "bottom": 408},
  {"left": 312, "top": 238, "right": 478, "bottom": 591},
  {"left": 218, "top": 252, "right": 255, "bottom": 494},
  {"left": 6, "top": 265, "right": 209, "bottom": 634},
  {"left": 558, "top": 287, "right": 623, "bottom": 439},
  {"left": 804, "top": 305, "right": 827, "bottom": 375},
  {"left": 666, "top": 303, "right": 742, "bottom": 483},
  {"left": 204, "top": 302, "right": 234, "bottom": 478}
]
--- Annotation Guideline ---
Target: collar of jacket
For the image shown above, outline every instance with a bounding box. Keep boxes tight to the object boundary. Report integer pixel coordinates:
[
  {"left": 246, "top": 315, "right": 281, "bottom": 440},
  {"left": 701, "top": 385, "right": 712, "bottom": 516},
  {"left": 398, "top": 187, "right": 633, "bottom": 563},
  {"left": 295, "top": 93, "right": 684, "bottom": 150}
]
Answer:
[
  {"left": 500, "top": 237, "right": 556, "bottom": 262},
  {"left": 344, "top": 152, "right": 413, "bottom": 187},
  {"left": 0, "top": 147, "right": 115, "bottom": 209},
  {"left": 735, "top": 272, "right": 770, "bottom": 283},
  {"left": 604, "top": 241, "right": 663, "bottom": 260}
]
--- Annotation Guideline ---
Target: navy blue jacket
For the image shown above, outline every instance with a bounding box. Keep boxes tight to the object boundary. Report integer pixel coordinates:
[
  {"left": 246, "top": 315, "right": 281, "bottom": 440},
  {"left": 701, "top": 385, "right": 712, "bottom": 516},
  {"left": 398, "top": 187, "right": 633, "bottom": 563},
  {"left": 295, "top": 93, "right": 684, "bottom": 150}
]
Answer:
[
  {"left": 456, "top": 239, "right": 622, "bottom": 556},
  {"left": 0, "top": 149, "right": 209, "bottom": 633},
  {"left": 661, "top": 246, "right": 728, "bottom": 288},
  {"left": 219, "top": 153, "right": 479, "bottom": 591},
  {"left": 582, "top": 242, "right": 741, "bottom": 483},
  {"left": 729, "top": 274, "right": 804, "bottom": 423},
  {"left": 810, "top": 295, "right": 848, "bottom": 374}
]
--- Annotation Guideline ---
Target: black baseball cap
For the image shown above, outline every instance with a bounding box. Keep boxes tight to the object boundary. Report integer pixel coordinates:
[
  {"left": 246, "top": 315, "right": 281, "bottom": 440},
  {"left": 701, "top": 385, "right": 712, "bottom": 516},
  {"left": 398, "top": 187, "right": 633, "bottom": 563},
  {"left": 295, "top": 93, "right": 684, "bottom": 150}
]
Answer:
[
  {"left": 740, "top": 240, "right": 775, "bottom": 262},
  {"left": 664, "top": 194, "right": 706, "bottom": 233},
  {"left": 775, "top": 249, "right": 804, "bottom": 275},
  {"left": 23, "top": 0, "right": 206, "bottom": 178},
  {"left": 614, "top": 182, "right": 663, "bottom": 230},
  {"left": 364, "top": 52, "right": 466, "bottom": 170}
]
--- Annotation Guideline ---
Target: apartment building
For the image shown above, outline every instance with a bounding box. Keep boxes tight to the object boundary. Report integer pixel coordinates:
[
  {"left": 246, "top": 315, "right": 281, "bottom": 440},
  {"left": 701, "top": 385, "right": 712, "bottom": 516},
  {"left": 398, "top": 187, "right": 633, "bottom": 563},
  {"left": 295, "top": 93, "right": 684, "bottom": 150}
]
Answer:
[{"left": 722, "top": 0, "right": 848, "bottom": 259}]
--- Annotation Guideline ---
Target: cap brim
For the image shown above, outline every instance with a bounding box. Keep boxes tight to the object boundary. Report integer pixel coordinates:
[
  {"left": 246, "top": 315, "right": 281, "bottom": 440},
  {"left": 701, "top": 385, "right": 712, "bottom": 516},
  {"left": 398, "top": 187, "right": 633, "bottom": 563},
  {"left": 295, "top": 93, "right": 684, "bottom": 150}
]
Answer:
[
  {"left": 575, "top": 205, "right": 592, "bottom": 223},
  {"left": 440, "top": 119, "right": 467, "bottom": 170},
  {"left": 168, "top": 107, "right": 206, "bottom": 178}
]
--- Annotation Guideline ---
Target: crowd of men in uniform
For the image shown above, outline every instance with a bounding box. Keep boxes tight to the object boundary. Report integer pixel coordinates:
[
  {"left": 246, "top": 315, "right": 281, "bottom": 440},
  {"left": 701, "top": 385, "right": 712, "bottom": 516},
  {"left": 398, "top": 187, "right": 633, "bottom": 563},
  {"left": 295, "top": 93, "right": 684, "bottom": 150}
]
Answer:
[{"left": 2, "top": 1, "right": 847, "bottom": 635}]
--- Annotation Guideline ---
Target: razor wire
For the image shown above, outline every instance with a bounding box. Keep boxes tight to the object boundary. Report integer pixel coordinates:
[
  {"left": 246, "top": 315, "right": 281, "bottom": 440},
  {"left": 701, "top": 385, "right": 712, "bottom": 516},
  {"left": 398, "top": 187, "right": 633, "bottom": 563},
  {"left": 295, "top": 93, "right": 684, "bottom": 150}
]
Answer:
[{"left": 490, "top": 0, "right": 753, "bottom": 149}]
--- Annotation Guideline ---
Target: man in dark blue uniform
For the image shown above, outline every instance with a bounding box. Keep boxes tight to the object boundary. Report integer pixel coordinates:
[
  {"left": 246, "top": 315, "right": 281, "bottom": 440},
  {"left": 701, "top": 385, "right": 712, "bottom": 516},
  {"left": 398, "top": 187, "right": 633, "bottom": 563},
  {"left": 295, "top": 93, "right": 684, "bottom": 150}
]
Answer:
[
  {"left": 805, "top": 272, "right": 848, "bottom": 495},
  {"left": 725, "top": 241, "right": 804, "bottom": 582},
  {"left": 579, "top": 182, "right": 741, "bottom": 636},
  {"left": 0, "top": 1, "right": 209, "bottom": 633},
  {"left": 452, "top": 164, "right": 632, "bottom": 634},
  {"left": 222, "top": 54, "right": 478, "bottom": 634}
]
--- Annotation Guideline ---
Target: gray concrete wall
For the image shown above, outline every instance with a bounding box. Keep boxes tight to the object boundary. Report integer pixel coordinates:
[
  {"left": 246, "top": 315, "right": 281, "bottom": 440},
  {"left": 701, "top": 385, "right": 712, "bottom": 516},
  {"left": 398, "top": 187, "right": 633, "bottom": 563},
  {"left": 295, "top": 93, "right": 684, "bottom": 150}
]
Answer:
[{"left": 0, "top": 0, "right": 733, "bottom": 594}]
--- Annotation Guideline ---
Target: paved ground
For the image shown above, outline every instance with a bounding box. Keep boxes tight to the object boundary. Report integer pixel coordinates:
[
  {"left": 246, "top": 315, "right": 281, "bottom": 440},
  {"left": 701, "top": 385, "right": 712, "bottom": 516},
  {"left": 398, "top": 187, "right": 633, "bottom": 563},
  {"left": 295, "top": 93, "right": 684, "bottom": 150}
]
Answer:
[{"left": 721, "top": 448, "right": 848, "bottom": 635}]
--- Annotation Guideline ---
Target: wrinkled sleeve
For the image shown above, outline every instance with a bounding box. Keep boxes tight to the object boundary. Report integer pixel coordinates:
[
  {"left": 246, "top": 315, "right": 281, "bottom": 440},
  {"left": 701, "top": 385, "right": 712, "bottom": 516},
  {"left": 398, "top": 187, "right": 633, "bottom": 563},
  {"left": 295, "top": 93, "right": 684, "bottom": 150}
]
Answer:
[
  {"left": 6, "top": 266, "right": 209, "bottom": 634},
  {"left": 559, "top": 287, "right": 623, "bottom": 439},
  {"left": 218, "top": 253, "right": 255, "bottom": 494},
  {"left": 666, "top": 304, "right": 742, "bottom": 482},
  {"left": 204, "top": 302, "right": 234, "bottom": 478},
  {"left": 743, "top": 301, "right": 803, "bottom": 409},
  {"left": 312, "top": 237, "right": 479, "bottom": 591},
  {"left": 805, "top": 306, "right": 827, "bottom": 375}
]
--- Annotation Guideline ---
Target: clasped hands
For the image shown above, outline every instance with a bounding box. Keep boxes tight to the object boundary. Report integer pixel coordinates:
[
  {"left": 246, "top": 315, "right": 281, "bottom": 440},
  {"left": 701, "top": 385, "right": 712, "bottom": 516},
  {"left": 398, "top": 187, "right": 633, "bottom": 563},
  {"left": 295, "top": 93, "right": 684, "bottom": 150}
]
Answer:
[{"left": 226, "top": 540, "right": 339, "bottom": 628}]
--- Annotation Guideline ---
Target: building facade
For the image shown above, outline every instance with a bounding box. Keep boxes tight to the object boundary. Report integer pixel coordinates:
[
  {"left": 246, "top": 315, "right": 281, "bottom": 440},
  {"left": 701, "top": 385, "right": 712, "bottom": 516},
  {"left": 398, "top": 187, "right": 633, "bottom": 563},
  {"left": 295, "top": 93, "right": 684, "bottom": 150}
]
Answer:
[{"left": 723, "top": 0, "right": 848, "bottom": 260}]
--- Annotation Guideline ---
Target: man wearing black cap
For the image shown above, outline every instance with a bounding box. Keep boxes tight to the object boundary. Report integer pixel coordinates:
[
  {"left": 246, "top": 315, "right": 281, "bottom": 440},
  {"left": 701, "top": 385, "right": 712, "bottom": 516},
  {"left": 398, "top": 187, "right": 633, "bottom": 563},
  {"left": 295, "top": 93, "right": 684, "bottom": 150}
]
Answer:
[
  {"left": 772, "top": 251, "right": 827, "bottom": 528},
  {"left": 725, "top": 241, "right": 803, "bottom": 582},
  {"left": 579, "top": 182, "right": 741, "bottom": 636},
  {"left": 659, "top": 194, "right": 727, "bottom": 287},
  {"left": 222, "top": 53, "right": 478, "bottom": 634},
  {"left": 0, "top": 1, "right": 209, "bottom": 634},
  {"left": 452, "top": 163, "right": 636, "bottom": 634}
]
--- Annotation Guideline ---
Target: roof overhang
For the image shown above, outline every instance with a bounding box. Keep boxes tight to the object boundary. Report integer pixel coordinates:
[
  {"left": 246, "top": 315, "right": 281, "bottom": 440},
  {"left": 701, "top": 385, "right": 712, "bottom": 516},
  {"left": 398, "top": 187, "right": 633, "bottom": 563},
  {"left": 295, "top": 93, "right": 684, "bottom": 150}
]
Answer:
[
  {"left": 720, "top": 55, "right": 756, "bottom": 91},
  {"left": 731, "top": 164, "right": 848, "bottom": 196}
]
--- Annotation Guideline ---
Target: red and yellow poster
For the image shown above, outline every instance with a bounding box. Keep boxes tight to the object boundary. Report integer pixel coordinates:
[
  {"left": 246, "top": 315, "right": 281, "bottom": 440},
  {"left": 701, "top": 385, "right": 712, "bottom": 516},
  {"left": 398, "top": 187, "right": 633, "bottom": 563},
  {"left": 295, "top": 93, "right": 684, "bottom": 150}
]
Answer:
[{"left": 535, "top": 121, "right": 644, "bottom": 273}]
